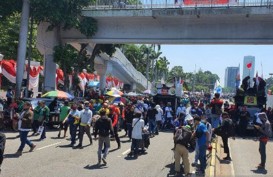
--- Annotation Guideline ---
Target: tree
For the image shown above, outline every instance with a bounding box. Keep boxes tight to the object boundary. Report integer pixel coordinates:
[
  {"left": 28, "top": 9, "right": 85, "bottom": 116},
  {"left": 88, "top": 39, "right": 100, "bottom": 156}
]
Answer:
[
  {"left": 155, "top": 56, "right": 170, "bottom": 81},
  {"left": 168, "top": 66, "right": 185, "bottom": 82}
]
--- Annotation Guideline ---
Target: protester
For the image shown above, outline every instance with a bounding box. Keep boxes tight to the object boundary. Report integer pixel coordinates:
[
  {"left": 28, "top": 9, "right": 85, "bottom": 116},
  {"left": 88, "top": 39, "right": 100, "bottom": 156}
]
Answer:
[
  {"left": 213, "top": 112, "right": 235, "bottom": 161},
  {"left": 6, "top": 87, "right": 13, "bottom": 107},
  {"left": 58, "top": 100, "right": 70, "bottom": 138},
  {"left": 254, "top": 112, "right": 272, "bottom": 169},
  {"left": 16, "top": 102, "right": 36, "bottom": 156},
  {"left": 129, "top": 112, "right": 145, "bottom": 158},
  {"left": 210, "top": 93, "right": 223, "bottom": 128},
  {"left": 125, "top": 104, "right": 134, "bottom": 140},
  {"left": 0, "top": 132, "right": 6, "bottom": 173},
  {"left": 193, "top": 116, "right": 209, "bottom": 175},
  {"left": 173, "top": 125, "right": 192, "bottom": 177},
  {"left": 32, "top": 101, "right": 41, "bottom": 136},
  {"left": 147, "top": 103, "right": 158, "bottom": 137},
  {"left": 155, "top": 104, "right": 163, "bottom": 133},
  {"left": 63, "top": 103, "right": 81, "bottom": 147},
  {"left": 76, "top": 101, "right": 93, "bottom": 148},
  {"left": 176, "top": 103, "right": 186, "bottom": 124},
  {"left": 38, "top": 101, "right": 50, "bottom": 141},
  {"left": 94, "top": 110, "right": 113, "bottom": 165},
  {"left": 164, "top": 102, "right": 173, "bottom": 129},
  {"left": 239, "top": 106, "right": 250, "bottom": 138},
  {"left": 109, "top": 106, "right": 121, "bottom": 149}
]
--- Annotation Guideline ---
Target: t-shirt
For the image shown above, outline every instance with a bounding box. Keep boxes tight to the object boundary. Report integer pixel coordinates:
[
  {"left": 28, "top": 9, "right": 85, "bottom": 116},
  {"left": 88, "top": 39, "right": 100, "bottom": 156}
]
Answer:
[
  {"left": 165, "top": 107, "right": 173, "bottom": 118},
  {"left": 59, "top": 106, "right": 70, "bottom": 121},
  {"left": 196, "top": 122, "right": 208, "bottom": 146},
  {"left": 132, "top": 118, "right": 145, "bottom": 139},
  {"left": 68, "top": 110, "right": 81, "bottom": 124}
]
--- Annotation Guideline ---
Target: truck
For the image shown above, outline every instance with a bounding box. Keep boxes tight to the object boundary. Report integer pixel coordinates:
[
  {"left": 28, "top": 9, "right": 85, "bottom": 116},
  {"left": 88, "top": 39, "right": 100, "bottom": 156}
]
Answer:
[{"left": 234, "top": 76, "right": 266, "bottom": 132}]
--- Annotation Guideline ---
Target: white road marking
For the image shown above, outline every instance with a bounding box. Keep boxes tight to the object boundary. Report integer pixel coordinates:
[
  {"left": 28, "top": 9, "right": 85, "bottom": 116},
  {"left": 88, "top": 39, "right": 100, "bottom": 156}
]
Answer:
[
  {"left": 121, "top": 148, "right": 131, "bottom": 155},
  {"left": 36, "top": 142, "right": 63, "bottom": 151}
]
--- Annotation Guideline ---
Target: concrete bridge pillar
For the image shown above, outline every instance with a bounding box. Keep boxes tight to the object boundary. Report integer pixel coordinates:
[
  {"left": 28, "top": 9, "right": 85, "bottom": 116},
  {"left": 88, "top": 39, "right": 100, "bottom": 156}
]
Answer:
[
  {"left": 36, "top": 22, "right": 59, "bottom": 92},
  {"left": 94, "top": 56, "right": 109, "bottom": 92},
  {"left": 131, "top": 82, "right": 136, "bottom": 92}
]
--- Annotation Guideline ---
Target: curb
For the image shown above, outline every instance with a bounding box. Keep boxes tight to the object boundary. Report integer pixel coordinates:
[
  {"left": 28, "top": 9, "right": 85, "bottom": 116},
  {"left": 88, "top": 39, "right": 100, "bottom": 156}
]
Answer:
[{"left": 207, "top": 137, "right": 218, "bottom": 177}]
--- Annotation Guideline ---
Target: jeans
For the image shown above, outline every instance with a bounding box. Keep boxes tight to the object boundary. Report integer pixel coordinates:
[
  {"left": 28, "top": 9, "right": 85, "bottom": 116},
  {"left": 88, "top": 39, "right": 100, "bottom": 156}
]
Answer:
[
  {"left": 198, "top": 144, "right": 207, "bottom": 172},
  {"left": 259, "top": 140, "right": 267, "bottom": 166},
  {"left": 131, "top": 138, "right": 141, "bottom": 155},
  {"left": 69, "top": 122, "right": 77, "bottom": 145},
  {"left": 126, "top": 123, "right": 132, "bottom": 139},
  {"left": 149, "top": 119, "right": 157, "bottom": 135},
  {"left": 111, "top": 126, "right": 120, "bottom": 147},
  {"left": 98, "top": 136, "right": 110, "bottom": 162},
  {"left": 18, "top": 131, "right": 33, "bottom": 151},
  {"left": 222, "top": 136, "right": 229, "bottom": 156},
  {"left": 211, "top": 114, "right": 220, "bottom": 128},
  {"left": 0, "top": 133, "right": 6, "bottom": 167},
  {"left": 194, "top": 139, "right": 199, "bottom": 163},
  {"left": 78, "top": 125, "right": 92, "bottom": 146}
]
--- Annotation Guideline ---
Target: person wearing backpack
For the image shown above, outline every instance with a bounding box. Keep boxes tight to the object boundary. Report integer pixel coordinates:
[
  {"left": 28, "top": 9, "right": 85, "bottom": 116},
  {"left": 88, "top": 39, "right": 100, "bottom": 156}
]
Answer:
[
  {"left": 173, "top": 125, "right": 192, "bottom": 177},
  {"left": 254, "top": 112, "right": 272, "bottom": 170},
  {"left": 210, "top": 93, "right": 223, "bottom": 128},
  {"left": 213, "top": 112, "right": 235, "bottom": 161}
]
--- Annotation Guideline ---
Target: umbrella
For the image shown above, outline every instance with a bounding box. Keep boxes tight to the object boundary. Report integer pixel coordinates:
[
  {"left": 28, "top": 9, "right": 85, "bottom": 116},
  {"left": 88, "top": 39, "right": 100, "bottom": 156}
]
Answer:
[
  {"left": 111, "top": 97, "right": 128, "bottom": 104},
  {"left": 106, "top": 89, "right": 123, "bottom": 97},
  {"left": 125, "top": 92, "right": 139, "bottom": 97},
  {"left": 88, "top": 81, "right": 100, "bottom": 87},
  {"left": 143, "top": 89, "right": 151, "bottom": 94},
  {"left": 42, "top": 90, "right": 74, "bottom": 99}
]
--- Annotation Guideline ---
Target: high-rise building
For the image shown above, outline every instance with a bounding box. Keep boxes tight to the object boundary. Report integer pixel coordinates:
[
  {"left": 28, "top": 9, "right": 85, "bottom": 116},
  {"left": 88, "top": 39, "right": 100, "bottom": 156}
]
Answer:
[
  {"left": 242, "top": 56, "right": 255, "bottom": 79},
  {"left": 225, "top": 67, "right": 239, "bottom": 88}
]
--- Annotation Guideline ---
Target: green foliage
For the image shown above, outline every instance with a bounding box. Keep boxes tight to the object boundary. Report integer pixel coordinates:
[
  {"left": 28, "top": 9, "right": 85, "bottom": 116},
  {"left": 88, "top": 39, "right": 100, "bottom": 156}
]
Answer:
[
  {"left": 0, "top": 13, "right": 43, "bottom": 61},
  {"left": 0, "top": 1, "right": 22, "bottom": 19},
  {"left": 31, "top": 0, "right": 93, "bottom": 30},
  {"left": 77, "top": 17, "right": 97, "bottom": 37}
]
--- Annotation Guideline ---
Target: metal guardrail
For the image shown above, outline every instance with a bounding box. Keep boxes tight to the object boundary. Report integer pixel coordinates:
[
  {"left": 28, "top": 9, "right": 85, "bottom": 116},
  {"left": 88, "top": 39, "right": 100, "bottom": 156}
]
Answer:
[{"left": 83, "top": 0, "right": 272, "bottom": 10}]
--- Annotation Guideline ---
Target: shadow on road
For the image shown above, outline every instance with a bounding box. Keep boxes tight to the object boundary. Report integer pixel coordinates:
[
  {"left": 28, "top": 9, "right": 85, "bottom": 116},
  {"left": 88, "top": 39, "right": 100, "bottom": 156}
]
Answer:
[
  {"left": 251, "top": 169, "right": 268, "bottom": 175},
  {"left": 57, "top": 144, "right": 73, "bottom": 148},
  {"left": 4, "top": 153, "right": 20, "bottom": 159},
  {"left": 216, "top": 155, "right": 231, "bottom": 164},
  {"left": 165, "top": 162, "right": 185, "bottom": 177},
  {"left": 109, "top": 148, "right": 119, "bottom": 153},
  {"left": 120, "top": 139, "right": 131, "bottom": 143},
  {"left": 84, "top": 164, "right": 108, "bottom": 170}
]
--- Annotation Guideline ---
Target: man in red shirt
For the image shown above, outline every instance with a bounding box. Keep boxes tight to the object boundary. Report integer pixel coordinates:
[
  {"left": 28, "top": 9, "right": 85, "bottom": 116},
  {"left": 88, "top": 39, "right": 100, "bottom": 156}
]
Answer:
[{"left": 210, "top": 93, "right": 223, "bottom": 128}]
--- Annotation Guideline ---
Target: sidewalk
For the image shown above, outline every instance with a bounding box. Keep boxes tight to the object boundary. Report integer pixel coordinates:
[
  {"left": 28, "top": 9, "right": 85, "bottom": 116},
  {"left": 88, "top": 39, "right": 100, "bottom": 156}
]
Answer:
[{"left": 206, "top": 137, "right": 218, "bottom": 177}]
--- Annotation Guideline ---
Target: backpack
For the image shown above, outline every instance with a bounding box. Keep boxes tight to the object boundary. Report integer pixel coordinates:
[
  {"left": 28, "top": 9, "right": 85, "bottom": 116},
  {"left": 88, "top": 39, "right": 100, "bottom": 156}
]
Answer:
[
  {"left": 175, "top": 127, "right": 192, "bottom": 147},
  {"left": 98, "top": 118, "right": 111, "bottom": 137},
  {"left": 214, "top": 104, "right": 222, "bottom": 115}
]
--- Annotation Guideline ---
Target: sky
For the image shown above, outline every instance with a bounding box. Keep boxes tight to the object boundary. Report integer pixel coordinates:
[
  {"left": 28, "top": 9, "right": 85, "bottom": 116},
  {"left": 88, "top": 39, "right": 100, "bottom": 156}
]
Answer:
[{"left": 160, "top": 45, "right": 273, "bottom": 86}]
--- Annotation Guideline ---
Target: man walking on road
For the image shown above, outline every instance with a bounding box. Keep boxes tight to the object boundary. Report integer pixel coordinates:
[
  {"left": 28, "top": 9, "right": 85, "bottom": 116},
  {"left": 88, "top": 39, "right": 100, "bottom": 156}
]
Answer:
[
  {"left": 76, "top": 101, "right": 93, "bottom": 148},
  {"left": 254, "top": 112, "right": 272, "bottom": 169},
  {"left": 94, "top": 110, "right": 113, "bottom": 165},
  {"left": 16, "top": 102, "right": 36, "bottom": 156}
]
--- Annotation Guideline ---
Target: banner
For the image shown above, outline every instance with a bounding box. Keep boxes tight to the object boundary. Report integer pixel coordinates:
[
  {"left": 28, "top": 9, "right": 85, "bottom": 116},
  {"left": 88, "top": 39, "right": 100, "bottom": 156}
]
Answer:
[
  {"left": 244, "top": 96, "right": 257, "bottom": 106},
  {"left": 184, "top": 0, "right": 228, "bottom": 5}
]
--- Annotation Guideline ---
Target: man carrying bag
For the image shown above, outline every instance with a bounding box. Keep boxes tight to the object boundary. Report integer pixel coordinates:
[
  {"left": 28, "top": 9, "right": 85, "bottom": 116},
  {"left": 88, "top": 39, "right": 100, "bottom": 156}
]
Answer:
[{"left": 173, "top": 126, "right": 192, "bottom": 177}]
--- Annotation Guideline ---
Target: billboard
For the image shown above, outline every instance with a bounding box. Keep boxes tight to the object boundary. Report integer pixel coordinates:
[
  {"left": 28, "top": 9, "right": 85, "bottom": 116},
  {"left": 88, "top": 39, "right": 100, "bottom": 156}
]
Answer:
[{"left": 183, "top": 0, "right": 229, "bottom": 5}]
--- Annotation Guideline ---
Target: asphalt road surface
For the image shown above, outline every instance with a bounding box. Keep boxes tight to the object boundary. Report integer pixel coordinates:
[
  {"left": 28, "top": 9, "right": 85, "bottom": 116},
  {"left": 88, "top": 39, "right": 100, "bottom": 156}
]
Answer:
[
  {"left": 216, "top": 136, "right": 273, "bottom": 177},
  {"left": 2, "top": 129, "right": 200, "bottom": 177}
]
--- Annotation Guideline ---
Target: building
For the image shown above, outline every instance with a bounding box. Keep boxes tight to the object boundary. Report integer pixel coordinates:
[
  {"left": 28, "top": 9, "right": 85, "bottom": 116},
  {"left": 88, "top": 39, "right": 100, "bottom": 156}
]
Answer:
[
  {"left": 242, "top": 56, "right": 255, "bottom": 79},
  {"left": 225, "top": 67, "right": 239, "bottom": 88}
]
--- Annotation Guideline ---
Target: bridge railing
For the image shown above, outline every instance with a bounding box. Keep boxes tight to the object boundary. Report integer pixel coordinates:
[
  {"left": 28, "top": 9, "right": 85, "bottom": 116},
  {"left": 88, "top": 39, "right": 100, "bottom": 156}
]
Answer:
[{"left": 85, "top": 0, "right": 272, "bottom": 9}]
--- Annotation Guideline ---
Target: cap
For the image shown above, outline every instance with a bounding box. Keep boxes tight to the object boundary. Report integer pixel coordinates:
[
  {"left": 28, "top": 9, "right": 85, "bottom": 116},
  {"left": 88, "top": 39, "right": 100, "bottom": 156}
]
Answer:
[{"left": 84, "top": 101, "right": 89, "bottom": 104}]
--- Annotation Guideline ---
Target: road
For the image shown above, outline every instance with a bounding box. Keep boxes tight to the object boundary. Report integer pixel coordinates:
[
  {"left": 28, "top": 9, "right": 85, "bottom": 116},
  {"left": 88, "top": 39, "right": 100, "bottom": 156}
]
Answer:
[
  {"left": 216, "top": 136, "right": 273, "bottom": 177},
  {"left": 2, "top": 129, "right": 202, "bottom": 177}
]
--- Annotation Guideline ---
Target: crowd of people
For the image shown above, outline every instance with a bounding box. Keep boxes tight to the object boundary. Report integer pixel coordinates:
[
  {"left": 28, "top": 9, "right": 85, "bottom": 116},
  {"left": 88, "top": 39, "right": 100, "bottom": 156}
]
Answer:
[{"left": 0, "top": 89, "right": 273, "bottom": 176}]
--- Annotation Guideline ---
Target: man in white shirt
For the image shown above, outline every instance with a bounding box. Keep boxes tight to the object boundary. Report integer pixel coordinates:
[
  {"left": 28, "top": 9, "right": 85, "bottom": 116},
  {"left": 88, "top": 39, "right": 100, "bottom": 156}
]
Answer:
[
  {"left": 76, "top": 101, "right": 93, "bottom": 148},
  {"left": 164, "top": 102, "right": 173, "bottom": 129},
  {"left": 130, "top": 112, "right": 145, "bottom": 158}
]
